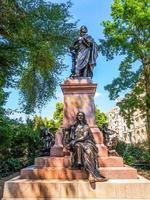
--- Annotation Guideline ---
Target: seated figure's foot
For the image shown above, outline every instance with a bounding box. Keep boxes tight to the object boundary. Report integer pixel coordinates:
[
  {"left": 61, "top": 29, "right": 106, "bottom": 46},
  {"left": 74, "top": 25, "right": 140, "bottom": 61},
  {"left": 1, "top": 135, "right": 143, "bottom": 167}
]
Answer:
[
  {"left": 89, "top": 174, "right": 95, "bottom": 183},
  {"left": 95, "top": 176, "right": 108, "bottom": 182},
  {"left": 89, "top": 174, "right": 108, "bottom": 183}
]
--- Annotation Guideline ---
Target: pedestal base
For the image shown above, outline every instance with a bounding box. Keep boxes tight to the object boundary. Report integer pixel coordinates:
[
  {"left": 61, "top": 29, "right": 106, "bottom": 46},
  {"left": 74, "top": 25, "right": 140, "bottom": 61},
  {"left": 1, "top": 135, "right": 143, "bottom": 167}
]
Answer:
[{"left": 3, "top": 176, "right": 150, "bottom": 199}]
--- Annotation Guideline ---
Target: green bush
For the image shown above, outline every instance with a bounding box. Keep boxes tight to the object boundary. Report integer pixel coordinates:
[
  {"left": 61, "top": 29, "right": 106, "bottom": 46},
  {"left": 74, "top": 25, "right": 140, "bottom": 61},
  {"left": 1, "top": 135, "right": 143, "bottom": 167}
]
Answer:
[
  {"left": 116, "top": 141, "right": 150, "bottom": 166},
  {"left": 0, "top": 117, "right": 43, "bottom": 178}
]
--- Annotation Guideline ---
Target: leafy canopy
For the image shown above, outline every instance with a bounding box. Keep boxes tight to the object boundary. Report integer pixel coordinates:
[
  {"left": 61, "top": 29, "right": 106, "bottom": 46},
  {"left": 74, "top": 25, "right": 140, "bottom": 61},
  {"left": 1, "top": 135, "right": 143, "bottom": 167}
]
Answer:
[
  {"left": 95, "top": 106, "right": 108, "bottom": 129},
  {"left": 100, "top": 0, "right": 150, "bottom": 129},
  {"left": 0, "top": 0, "right": 77, "bottom": 113}
]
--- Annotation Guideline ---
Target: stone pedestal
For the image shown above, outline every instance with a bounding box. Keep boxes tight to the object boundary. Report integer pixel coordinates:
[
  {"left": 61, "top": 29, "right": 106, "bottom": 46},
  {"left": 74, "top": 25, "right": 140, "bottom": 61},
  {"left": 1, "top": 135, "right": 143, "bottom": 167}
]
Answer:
[
  {"left": 61, "top": 78, "right": 97, "bottom": 127},
  {"left": 2, "top": 78, "right": 150, "bottom": 200},
  {"left": 3, "top": 176, "right": 150, "bottom": 200}
]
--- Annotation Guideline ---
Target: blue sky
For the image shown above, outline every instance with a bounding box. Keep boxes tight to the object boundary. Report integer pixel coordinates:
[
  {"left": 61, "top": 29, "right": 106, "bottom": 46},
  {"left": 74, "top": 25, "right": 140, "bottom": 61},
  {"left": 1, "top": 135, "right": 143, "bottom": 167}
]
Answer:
[{"left": 5, "top": 0, "right": 122, "bottom": 120}]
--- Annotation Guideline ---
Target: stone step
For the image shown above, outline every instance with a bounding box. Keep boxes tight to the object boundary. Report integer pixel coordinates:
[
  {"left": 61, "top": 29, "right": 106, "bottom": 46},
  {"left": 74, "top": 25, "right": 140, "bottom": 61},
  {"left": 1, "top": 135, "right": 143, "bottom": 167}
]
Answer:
[
  {"left": 20, "top": 166, "right": 137, "bottom": 180},
  {"left": 96, "top": 144, "right": 108, "bottom": 156},
  {"left": 3, "top": 176, "right": 150, "bottom": 199},
  {"left": 35, "top": 156, "right": 123, "bottom": 168},
  {"left": 99, "top": 156, "right": 124, "bottom": 167}
]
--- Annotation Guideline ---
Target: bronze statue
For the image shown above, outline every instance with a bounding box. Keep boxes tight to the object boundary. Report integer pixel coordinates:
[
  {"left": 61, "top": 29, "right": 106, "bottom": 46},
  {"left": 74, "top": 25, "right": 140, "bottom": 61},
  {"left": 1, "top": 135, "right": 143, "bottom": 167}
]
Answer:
[
  {"left": 40, "top": 126, "right": 55, "bottom": 156},
  {"left": 101, "top": 124, "right": 119, "bottom": 156},
  {"left": 63, "top": 112, "right": 107, "bottom": 183},
  {"left": 70, "top": 26, "right": 99, "bottom": 78}
]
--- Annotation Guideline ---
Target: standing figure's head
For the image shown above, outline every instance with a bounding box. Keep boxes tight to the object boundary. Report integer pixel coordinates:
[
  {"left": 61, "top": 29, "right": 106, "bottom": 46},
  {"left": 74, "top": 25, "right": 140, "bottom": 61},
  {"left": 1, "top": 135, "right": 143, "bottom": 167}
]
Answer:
[
  {"left": 80, "top": 25, "right": 88, "bottom": 36},
  {"left": 76, "top": 111, "right": 87, "bottom": 124}
]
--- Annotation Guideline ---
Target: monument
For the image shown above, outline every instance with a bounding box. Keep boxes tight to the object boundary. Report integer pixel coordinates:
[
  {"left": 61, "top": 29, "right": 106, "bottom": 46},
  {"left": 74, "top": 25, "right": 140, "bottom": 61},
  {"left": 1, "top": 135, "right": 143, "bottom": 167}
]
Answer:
[{"left": 2, "top": 26, "right": 150, "bottom": 200}]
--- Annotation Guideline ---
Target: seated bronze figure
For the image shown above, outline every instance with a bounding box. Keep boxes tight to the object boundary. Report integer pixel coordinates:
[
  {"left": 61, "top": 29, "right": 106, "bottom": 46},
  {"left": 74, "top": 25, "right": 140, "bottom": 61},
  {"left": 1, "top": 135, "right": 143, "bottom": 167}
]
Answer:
[{"left": 63, "top": 112, "right": 107, "bottom": 183}]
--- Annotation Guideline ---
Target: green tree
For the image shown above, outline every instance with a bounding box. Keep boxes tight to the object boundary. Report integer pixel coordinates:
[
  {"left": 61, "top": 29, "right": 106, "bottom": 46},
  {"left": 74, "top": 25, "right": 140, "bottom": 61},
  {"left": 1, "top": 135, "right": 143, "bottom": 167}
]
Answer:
[
  {"left": 53, "top": 102, "right": 63, "bottom": 125},
  {"left": 0, "top": 0, "right": 77, "bottom": 113},
  {"left": 32, "top": 102, "right": 63, "bottom": 134},
  {"left": 100, "top": 0, "right": 150, "bottom": 148},
  {"left": 95, "top": 107, "right": 107, "bottom": 129}
]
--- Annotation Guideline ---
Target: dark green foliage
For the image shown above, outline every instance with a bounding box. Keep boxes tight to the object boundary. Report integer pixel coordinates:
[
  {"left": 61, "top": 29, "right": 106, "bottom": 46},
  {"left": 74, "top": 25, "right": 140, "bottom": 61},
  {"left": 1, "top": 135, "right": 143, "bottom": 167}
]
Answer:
[
  {"left": 0, "top": 117, "right": 42, "bottom": 178},
  {"left": 116, "top": 141, "right": 150, "bottom": 166},
  {"left": 0, "top": 0, "right": 77, "bottom": 113},
  {"left": 0, "top": 102, "right": 64, "bottom": 177}
]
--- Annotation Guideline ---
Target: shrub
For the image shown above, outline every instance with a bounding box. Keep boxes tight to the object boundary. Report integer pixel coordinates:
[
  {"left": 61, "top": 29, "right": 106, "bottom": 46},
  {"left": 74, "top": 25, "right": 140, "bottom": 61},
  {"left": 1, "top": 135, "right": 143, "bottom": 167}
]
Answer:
[{"left": 116, "top": 141, "right": 150, "bottom": 166}]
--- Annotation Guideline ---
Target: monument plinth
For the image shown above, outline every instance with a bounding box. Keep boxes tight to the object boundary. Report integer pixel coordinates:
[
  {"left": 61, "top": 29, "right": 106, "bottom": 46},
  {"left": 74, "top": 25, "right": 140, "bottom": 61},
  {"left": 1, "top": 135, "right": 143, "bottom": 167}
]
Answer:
[{"left": 61, "top": 78, "right": 97, "bottom": 127}]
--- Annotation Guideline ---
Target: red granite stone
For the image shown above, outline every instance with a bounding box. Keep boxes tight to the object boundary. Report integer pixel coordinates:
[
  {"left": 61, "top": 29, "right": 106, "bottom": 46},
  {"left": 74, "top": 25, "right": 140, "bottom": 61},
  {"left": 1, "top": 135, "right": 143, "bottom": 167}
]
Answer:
[
  {"left": 61, "top": 78, "right": 97, "bottom": 127},
  {"left": 98, "top": 156, "right": 124, "bottom": 167},
  {"left": 21, "top": 165, "right": 137, "bottom": 180},
  {"left": 21, "top": 167, "right": 88, "bottom": 180},
  {"left": 35, "top": 156, "right": 71, "bottom": 168},
  {"left": 91, "top": 127, "right": 103, "bottom": 144},
  {"left": 96, "top": 144, "right": 108, "bottom": 157},
  {"left": 100, "top": 166, "right": 138, "bottom": 179},
  {"left": 50, "top": 145, "right": 64, "bottom": 157},
  {"left": 34, "top": 156, "right": 123, "bottom": 168}
]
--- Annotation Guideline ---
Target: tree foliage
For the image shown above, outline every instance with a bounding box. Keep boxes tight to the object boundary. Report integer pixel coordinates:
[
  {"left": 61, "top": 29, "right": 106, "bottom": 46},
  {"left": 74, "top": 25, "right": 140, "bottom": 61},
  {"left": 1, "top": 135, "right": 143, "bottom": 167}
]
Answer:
[
  {"left": 32, "top": 102, "right": 63, "bottom": 133},
  {"left": 53, "top": 102, "right": 63, "bottom": 124},
  {"left": 95, "top": 106, "right": 108, "bottom": 129},
  {"left": 0, "top": 0, "right": 77, "bottom": 113},
  {"left": 100, "top": 0, "right": 150, "bottom": 147},
  {"left": 0, "top": 102, "right": 63, "bottom": 177},
  {"left": 0, "top": 117, "right": 42, "bottom": 178}
]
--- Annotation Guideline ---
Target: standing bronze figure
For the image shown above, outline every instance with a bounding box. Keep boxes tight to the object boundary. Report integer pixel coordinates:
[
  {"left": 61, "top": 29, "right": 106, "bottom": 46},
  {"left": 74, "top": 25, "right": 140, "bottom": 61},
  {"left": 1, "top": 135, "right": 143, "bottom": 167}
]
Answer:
[
  {"left": 40, "top": 126, "right": 55, "bottom": 156},
  {"left": 63, "top": 112, "right": 107, "bottom": 183},
  {"left": 101, "top": 124, "right": 119, "bottom": 156},
  {"left": 70, "top": 26, "right": 99, "bottom": 78}
]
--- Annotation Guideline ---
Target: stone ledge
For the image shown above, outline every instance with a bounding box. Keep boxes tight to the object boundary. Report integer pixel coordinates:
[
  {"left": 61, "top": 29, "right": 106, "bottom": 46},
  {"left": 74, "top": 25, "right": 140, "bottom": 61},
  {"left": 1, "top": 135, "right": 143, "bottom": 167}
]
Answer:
[
  {"left": 34, "top": 156, "right": 123, "bottom": 168},
  {"left": 2, "top": 176, "right": 150, "bottom": 199},
  {"left": 20, "top": 166, "right": 137, "bottom": 180}
]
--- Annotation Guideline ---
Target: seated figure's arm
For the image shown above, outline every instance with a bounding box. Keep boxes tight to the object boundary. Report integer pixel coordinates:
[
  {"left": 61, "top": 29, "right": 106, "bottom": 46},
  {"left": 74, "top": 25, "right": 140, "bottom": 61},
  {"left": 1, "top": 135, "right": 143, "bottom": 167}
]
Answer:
[{"left": 73, "top": 127, "right": 89, "bottom": 144}]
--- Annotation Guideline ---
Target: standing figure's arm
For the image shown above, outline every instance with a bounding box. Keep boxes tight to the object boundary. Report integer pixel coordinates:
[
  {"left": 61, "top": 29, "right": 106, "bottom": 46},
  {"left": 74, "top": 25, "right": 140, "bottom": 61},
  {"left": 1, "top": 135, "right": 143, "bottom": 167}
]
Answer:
[{"left": 82, "top": 35, "right": 93, "bottom": 47}]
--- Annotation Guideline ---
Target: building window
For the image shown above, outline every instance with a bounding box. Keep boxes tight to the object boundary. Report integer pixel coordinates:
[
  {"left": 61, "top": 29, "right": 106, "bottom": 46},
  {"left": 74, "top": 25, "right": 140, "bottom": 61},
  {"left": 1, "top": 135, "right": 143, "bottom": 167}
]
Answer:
[{"left": 124, "top": 126, "right": 126, "bottom": 131}]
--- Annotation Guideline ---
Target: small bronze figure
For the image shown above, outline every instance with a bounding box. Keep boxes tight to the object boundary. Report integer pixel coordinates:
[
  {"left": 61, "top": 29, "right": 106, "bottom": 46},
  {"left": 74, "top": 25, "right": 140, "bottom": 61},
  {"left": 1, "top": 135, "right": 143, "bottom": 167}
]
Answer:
[
  {"left": 63, "top": 112, "right": 107, "bottom": 183},
  {"left": 101, "top": 124, "right": 119, "bottom": 156},
  {"left": 40, "top": 126, "right": 55, "bottom": 156},
  {"left": 70, "top": 26, "right": 99, "bottom": 78}
]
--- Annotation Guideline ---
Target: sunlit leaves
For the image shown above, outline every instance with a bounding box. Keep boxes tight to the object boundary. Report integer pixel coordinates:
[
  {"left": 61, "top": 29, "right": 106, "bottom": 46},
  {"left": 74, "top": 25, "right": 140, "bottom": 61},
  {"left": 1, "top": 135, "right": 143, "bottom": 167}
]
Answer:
[{"left": 0, "top": 0, "right": 77, "bottom": 113}]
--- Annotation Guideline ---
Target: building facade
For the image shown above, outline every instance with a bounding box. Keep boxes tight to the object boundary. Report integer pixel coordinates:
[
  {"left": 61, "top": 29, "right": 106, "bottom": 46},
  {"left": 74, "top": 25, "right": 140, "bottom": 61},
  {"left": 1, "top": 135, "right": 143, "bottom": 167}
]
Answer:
[{"left": 107, "top": 107, "right": 147, "bottom": 144}]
